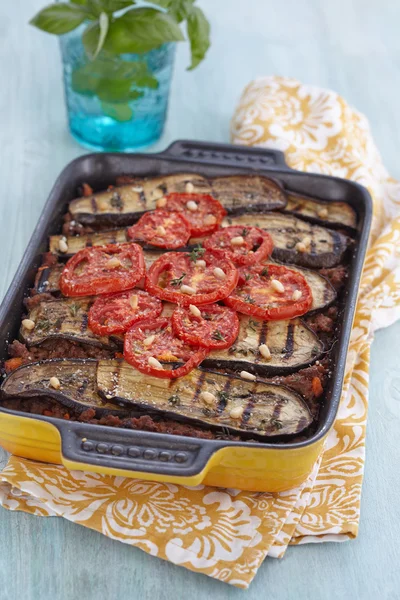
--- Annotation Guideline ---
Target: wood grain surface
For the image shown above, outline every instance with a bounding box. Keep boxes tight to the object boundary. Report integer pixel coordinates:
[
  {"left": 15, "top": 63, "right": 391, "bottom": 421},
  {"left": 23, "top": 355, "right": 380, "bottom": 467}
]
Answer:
[{"left": 0, "top": 1, "right": 399, "bottom": 598}]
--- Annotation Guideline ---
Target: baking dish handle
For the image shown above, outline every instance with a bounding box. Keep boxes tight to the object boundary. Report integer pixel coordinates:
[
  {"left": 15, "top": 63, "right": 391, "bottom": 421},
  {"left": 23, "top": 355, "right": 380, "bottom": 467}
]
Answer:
[
  {"left": 59, "top": 423, "right": 218, "bottom": 479},
  {"left": 158, "top": 140, "right": 291, "bottom": 170}
]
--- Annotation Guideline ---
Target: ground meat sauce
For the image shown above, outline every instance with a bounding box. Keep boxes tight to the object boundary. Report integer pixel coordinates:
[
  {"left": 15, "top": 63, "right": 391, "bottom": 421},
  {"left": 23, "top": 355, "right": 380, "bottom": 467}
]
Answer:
[{"left": 0, "top": 175, "right": 353, "bottom": 442}]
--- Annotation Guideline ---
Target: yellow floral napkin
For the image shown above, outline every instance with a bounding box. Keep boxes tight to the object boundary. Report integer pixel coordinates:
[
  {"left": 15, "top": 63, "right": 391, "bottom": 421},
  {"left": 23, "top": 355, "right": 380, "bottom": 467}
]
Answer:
[{"left": 1, "top": 76, "right": 400, "bottom": 589}]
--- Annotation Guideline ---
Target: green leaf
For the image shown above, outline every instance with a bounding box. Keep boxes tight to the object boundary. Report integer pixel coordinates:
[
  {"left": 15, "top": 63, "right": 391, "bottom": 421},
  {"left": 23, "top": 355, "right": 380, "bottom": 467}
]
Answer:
[
  {"left": 30, "top": 3, "right": 87, "bottom": 34},
  {"left": 168, "top": 0, "right": 195, "bottom": 23},
  {"left": 105, "top": 7, "right": 184, "bottom": 54},
  {"left": 187, "top": 6, "right": 210, "bottom": 70},
  {"left": 83, "top": 12, "right": 109, "bottom": 59},
  {"left": 100, "top": 101, "right": 133, "bottom": 121}
]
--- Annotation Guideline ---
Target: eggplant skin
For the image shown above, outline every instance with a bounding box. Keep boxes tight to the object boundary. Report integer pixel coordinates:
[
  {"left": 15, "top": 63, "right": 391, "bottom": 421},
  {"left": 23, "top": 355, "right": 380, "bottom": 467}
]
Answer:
[
  {"left": 284, "top": 192, "right": 357, "bottom": 232},
  {"left": 0, "top": 359, "right": 126, "bottom": 415},
  {"left": 222, "top": 213, "right": 350, "bottom": 268},
  {"left": 68, "top": 173, "right": 287, "bottom": 226},
  {"left": 97, "top": 360, "right": 312, "bottom": 437}
]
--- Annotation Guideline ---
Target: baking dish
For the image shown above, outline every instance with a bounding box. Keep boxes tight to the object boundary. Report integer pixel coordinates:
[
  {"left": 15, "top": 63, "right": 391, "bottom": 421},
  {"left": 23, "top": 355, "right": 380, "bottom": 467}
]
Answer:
[{"left": 0, "top": 140, "right": 372, "bottom": 492}]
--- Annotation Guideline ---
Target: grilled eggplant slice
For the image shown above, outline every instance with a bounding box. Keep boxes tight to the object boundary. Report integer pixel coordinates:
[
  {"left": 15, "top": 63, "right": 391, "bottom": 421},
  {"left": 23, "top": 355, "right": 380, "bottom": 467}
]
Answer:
[
  {"left": 50, "top": 229, "right": 128, "bottom": 257},
  {"left": 97, "top": 360, "right": 312, "bottom": 436},
  {"left": 68, "top": 174, "right": 211, "bottom": 227},
  {"left": 1, "top": 359, "right": 126, "bottom": 415},
  {"left": 68, "top": 173, "right": 287, "bottom": 226},
  {"left": 20, "top": 297, "right": 120, "bottom": 350},
  {"left": 210, "top": 175, "right": 286, "bottom": 212},
  {"left": 35, "top": 264, "right": 64, "bottom": 293},
  {"left": 221, "top": 213, "right": 349, "bottom": 268},
  {"left": 206, "top": 316, "right": 323, "bottom": 374},
  {"left": 285, "top": 192, "right": 357, "bottom": 231}
]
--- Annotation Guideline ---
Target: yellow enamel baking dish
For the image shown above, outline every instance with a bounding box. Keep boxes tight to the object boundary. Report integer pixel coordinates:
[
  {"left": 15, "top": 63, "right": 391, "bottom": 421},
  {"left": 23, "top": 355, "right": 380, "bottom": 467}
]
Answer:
[{"left": 0, "top": 141, "right": 372, "bottom": 492}]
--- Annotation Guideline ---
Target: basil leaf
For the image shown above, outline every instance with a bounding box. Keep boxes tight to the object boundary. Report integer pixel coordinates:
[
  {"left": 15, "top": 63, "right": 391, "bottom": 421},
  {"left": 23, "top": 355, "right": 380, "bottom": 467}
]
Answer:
[
  {"left": 30, "top": 3, "right": 87, "bottom": 34},
  {"left": 150, "top": 0, "right": 172, "bottom": 8},
  {"left": 187, "top": 6, "right": 210, "bottom": 70},
  {"left": 105, "top": 7, "right": 184, "bottom": 54},
  {"left": 83, "top": 12, "right": 109, "bottom": 59},
  {"left": 168, "top": 0, "right": 195, "bottom": 23},
  {"left": 100, "top": 101, "right": 133, "bottom": 121}
]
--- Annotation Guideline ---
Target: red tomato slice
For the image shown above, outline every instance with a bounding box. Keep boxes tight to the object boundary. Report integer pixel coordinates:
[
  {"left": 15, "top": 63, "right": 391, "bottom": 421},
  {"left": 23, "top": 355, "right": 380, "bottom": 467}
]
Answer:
[
  {"left": 224, "top": 263, "right": 312, "bottom": 320},
  {"left": 127, "top": 210, "right": 191, "bottom": 249},
  {"left": 163, "top": 193, "right": 226, "bottom": 236},
  {"left": 88, "top": 289, "right": 162, "bottom": 335},
  {"left": 204, "top": 225, "right": 273, "bottom": 265},
  {"left": 60, "top": 242, "right": 145, "bottom": 297},
  {"left": 171, "top": 304, "right": 239, "bottom": 349},
  {"left": 145, "top": 251, "right": 238, "bottom": 306},
  {"left": 124, "top": 317, "right": 208, "bottom": 379}
]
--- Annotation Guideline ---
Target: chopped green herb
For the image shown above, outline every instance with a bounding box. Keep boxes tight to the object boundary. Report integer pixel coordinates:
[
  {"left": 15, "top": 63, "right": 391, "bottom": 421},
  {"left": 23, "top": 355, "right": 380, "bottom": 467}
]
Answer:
[
  {"left": 248, "top": 318, "right": 258, "bottom": 332},
  {"left": 110, "top": 192, "right": 123, "bottom": 209},
  {"left": 244, "top": 273, "right": 252, "bottom": 282},
  {"left": 35, "top": 318, "right": 51, "bottom": 332},
  {"left": 189, "top": 244, "right": 206, "bottom": 262},
  {"left": 170, "top": 273, "right": 186, "bottom": 287},
  {"left": 270, "top": 418, "right": 283, "bottom": 430},
  {"left": 168, "top": 394, "right": 180, "bottom": 406},
  {"left": 242, "top": 228, "right": 249, "bottom": 237},
  {"left": 217, "top": 390, "right": 230, "bottom": 404},
  {"left": 260, "top": 267, "right": 269, "bottom": 277},
  {"left": 244, "top": 294, "right": 255, "bottom": 304},
  {"left": 68, "top": 303, "right": 80, "bottom": 317},
  {"left": 312, "top": 345, "right": 320, "bottom": 354},
  {"left": 212, "top": 330, "right": 225, "bottom": 342}
]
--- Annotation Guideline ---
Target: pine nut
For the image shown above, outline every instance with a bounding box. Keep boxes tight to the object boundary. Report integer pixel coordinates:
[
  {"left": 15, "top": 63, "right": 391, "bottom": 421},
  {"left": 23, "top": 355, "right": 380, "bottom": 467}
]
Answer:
[
  {"left": 295, "top": 242, "right": 306, "bottom": 253},
  {"left": 129, "top": 294, "right": 139, "bottom": 310},
  {"left": 292, "top": 289, "right": 302, "bottom": 301},
  {"left": 271, "top": 279, "right": 285, "bottom": 293},
  {"left": 131, "top": 186, "right": 143, "bottom": 192},
  {"left": 143, "top": 335, "right": 155, "bottom": 346},
  {"left": 186, "top": 200, "right": 198, "bottom": 212},
  {"left": 22, "top": 319, "right": 35, "bottom": 331},
  {"left": 195, "top": 260, "right": 206, "bottom": 268},
  {"left": 156, "top": 197, "right": 167, "bottom": 208},
  {"left": 106, "top": 257, "right": 121, "bottom": 269},
  {"left": 204, "top": 214, "right": 217, "bottom": 226},
  {"left": 156, "top": 225, "right": 166, "bottom": 236},
  {"left": 318, "top": 207, "right": 329, "bottom": 219},
  {"left": 302, "top": 236, "right": 312, "bottom": 247},
  {"left": 185, "top": 182, "right": 194, "bottom": 193},
  {"left": 97, "top": 199, "right": 108, "bottom": 212},
  {"left": 240, "top": 370, "right": 256, "bottom": 381},
  {"left": 213, "top": 267, "right": 226, "bottom": 280},
  {"left": 58, "top": 238, "right": 69, "bottom": 253},
  {"left": 189, "top": 304, "right": 201, "bottom": 317},
  {"left": 181, "top": 284, "right": 196, "bottom": 294},
  {"left": 229, "top": 406, "right": 244, "bottom": 419},
  {"left": 49, "top": 376, "right": 61, "bottom": 390},
  {"left": 231, "top": 236, "right": 244, "bottom": 246},
  {"left": 148, "top": 357, "right": 163, "bottom": 369},
  {"left": 200, "top": 391, "right": 216, "bottom": 405},
  {"left": 259, "top": 344, "right": 271, "bottom": 360}
]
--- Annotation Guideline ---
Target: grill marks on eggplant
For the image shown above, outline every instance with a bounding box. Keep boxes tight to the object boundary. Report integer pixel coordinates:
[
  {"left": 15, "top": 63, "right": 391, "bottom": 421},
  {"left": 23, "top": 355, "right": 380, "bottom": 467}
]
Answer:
[
  {"left": 96, "top": 360, "right": 312, "bottom": 436},
  {"left": 206, "top": 315, "right": 323, "bottom": 374},
  {"left": 284, "top": 192, "right": 357, "bottom": 231},
  {"left": 221, "top": 213, "right": 349, "bottom": 268},
  {"left": 68, "top": 173, "right": 287, "bottom": 226},
  {"left": 20, "top": 297, "right": 120, "bottom": 350},
  {"left": 1, "top": 359, "right": 126, "bottom": 415}
]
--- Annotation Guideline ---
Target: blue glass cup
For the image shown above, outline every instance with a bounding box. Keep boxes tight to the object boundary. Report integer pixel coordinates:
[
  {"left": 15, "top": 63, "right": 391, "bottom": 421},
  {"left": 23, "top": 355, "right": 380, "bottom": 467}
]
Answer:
[{"left": 59, "top": 29, "right": 175, "bottom": 151}]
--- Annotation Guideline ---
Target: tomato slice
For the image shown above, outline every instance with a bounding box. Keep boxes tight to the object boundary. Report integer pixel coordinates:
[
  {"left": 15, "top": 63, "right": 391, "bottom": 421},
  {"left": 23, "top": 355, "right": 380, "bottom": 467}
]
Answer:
[
  {"left": 145, "top": 251, "right": 238, "bottom": 306},
  {"left": 127, "top": 210, "right": 191, "bottom": 249},
  {"left": 88, "top": 289, "right": 162, "bottom": 335},
  {"left": 224, "top": 263, "right": 312, "bottom": 320},
  {"left": 124, "top": 317, "right": 208, "bottom": 379},
  {"left": 60, "top": 242, "right": 145, "bottom": 297},
  {"left": 163, "top": 193, "right": 226, "bottom": 236},
  {"left": 172, "top": 304, "right": 239, "bottom": 349},
  {"left": 204, "top": 225, "right": 273, "bottom": 265}
]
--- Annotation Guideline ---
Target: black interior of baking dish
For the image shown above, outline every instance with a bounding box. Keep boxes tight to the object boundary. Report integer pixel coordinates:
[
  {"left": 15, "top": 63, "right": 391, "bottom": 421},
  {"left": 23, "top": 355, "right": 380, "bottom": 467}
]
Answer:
[{"left": 0, "top": 141, "right": 372, "bottom": 477}]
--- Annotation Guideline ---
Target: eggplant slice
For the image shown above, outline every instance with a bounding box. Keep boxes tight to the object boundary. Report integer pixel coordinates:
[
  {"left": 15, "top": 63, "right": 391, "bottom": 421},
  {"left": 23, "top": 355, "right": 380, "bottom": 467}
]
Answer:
[
  {"left": 50, "top": 229, "right": 128, "bottom": 256},
  {"left": 68, "top": 173, "right": 287, "bottom": 227},
  {"left": 1, "top": 359, "right": 126, "bottom": 415},
  {"left": 96, "top": 360, "right": 312, "bottom": 436},
  {"left": 20, "top": 297, "right": 120, "bottom": 351},
  {"left": 220, "top": 213, "right": 349, "bottom": 268},
  {"left": 35, "top": 264, "right": 64, "bottom": 294},
  {"left": 210, "top": 175, "right": 286, "bottom": 212},
  {"left": 284, "top": 192, "right": 357, "bottom": 231}
]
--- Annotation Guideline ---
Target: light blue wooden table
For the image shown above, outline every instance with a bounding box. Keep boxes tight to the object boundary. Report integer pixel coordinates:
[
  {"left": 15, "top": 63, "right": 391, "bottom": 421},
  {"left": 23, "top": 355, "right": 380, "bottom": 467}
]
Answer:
[{"left": 1, "top": 1, "right": 400, "bottom": 598}]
